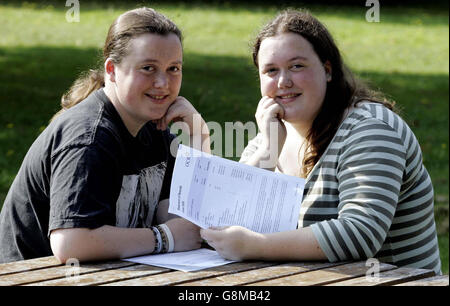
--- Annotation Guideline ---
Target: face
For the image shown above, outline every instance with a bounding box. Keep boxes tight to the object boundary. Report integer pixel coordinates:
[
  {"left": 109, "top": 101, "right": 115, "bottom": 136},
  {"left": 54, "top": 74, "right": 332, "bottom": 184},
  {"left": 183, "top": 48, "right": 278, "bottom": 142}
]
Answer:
[
  {"left": 107, "top": 33, "right": 183, "bottom": 134},
  {"left": 258, "top": 32, "right": 331, "bottom": 125}
]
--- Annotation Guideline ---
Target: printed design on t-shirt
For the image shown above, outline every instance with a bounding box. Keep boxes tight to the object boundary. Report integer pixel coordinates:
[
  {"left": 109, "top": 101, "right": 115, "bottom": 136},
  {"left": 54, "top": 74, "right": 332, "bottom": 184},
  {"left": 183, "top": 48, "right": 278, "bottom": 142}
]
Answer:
[{"left": 115, "top": 162, "right": 167, "bottom": 228}]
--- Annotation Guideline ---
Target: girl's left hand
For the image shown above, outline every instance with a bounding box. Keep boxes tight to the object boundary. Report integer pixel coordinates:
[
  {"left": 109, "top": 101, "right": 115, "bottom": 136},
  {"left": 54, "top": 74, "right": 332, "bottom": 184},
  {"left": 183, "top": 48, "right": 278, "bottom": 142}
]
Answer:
[
  {"left": 154, "top": 96, "right": 206, "bottom": 134},
  {"left": 200, "top": 226, "right": 263, "bottom": 261}
]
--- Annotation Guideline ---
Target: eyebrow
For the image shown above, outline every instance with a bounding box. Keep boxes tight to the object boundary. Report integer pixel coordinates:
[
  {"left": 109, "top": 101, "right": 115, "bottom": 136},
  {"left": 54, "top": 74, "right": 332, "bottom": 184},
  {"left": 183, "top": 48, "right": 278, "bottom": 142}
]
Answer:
[
  {"left": 140, "top": 59, "right": 183, "bottom": 65},
  {"left": 263, "top": 56, "right": 308, "bottom": 67},
  {"left": 288, "top": 56, "right": 308, "bottom": 62}
]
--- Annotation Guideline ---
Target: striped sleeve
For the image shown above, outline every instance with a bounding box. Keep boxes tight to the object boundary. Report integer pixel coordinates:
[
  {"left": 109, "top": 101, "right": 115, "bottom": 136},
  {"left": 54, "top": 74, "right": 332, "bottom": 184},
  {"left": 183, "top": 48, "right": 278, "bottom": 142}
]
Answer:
[{"left": 310, "top": 118, "right": 407, "bottom": 262}]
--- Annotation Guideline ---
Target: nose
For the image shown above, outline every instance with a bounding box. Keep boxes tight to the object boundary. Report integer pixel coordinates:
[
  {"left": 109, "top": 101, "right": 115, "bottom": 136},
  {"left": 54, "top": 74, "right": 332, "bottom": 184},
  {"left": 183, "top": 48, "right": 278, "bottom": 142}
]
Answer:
[
  {"left": 278, "top": 70, "right": 293, "bottom": 89},
  {"left": 153, "top": 71, "right": 169, "bottom": 89}
]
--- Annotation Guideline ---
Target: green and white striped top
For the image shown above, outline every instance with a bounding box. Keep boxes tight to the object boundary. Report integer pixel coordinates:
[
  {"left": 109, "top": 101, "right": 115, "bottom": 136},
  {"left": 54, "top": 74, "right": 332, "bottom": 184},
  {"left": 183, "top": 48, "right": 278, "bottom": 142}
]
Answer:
[{"left": 242, "top": 102, "right": 441, "bottom": 275}]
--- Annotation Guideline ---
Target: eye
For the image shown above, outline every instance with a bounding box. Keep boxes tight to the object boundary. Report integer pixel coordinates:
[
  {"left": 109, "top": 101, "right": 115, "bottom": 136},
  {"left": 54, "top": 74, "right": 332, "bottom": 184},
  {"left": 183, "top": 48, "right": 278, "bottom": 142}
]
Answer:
[
  {"left": 291, "top": 64, "right": 304, "bottom": 70},
  {"left": 142, "top": 65, "right": 155, "bottom": 72},
  {"left": 264, "top": 67, "right": 278, "bottom": 75},
  {"left": 169, "top": 66, "right": 182, "bottom": 73}
]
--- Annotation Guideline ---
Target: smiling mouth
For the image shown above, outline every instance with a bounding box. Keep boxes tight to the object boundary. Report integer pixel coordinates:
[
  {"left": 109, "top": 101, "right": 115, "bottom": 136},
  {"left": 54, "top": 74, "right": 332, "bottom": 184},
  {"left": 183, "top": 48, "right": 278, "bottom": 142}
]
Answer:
[
  {"left": 277, "top": 93, "right": 302, "bottom": 99},
  {"left": 145, "top": 94, "right": 169, "bottom": 101}
]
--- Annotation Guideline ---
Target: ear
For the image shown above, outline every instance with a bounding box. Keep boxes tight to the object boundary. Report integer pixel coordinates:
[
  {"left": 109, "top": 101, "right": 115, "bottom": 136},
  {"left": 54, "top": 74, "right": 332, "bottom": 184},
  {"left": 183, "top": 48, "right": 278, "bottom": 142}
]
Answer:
[
  {"left": 324, "top": 60, "right": 332, "bottom": 82},
  {"left": 104, "top": 58, "right": 116, "bottom": 83}
]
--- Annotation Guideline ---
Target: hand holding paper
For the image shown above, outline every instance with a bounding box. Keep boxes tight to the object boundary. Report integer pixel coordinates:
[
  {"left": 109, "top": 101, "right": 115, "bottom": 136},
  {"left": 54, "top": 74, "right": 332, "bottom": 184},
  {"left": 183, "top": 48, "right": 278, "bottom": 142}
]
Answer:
[{"left": 199, "top": 225, "right": 264, "bottom": 261}]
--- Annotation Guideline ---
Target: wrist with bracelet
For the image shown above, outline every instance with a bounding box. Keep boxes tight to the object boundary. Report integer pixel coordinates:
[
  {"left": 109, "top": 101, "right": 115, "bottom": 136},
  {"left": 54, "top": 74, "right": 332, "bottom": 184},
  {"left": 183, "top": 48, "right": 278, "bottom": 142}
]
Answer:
[
  {"left": 150, "top": 226, "right": 162, "bottom": 254},
  {"left": 158, "top": 224, "right": 175, "bottom": 253},
  {"left": 150, "top": 224, "right": 174, "bottom": 254}
]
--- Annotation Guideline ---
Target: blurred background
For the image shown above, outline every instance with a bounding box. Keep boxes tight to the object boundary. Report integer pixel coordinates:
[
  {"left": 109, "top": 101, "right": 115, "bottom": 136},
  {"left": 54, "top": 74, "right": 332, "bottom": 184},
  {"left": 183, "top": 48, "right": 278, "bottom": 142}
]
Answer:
[{"left": 0, "top": 0, "right": 448, "bottom": 273}]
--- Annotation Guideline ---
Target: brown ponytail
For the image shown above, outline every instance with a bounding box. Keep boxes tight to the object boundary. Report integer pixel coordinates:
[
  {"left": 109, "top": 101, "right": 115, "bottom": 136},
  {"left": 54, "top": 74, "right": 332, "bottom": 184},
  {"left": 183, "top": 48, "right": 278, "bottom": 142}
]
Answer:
[
  {"left": 51, "top": 7, "right": 182, "bottom": 122},
  {"left": 51, "top": 69, "right": 104, "bottom": 121}
]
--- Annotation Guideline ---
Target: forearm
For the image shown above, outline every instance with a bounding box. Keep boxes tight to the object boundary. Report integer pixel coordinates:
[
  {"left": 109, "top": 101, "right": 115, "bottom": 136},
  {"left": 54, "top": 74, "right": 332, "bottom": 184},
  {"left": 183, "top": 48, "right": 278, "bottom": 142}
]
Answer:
[
  {"left": 189, "top": 117, "right": 211, "bottom": 154},
  {"left": 50, "top": 225, "right": 155, "bottom": 263},
  {"left": 156, "top": 199, "right": 179, "bottom": 224},
  {"left": 247, "top": 227, "right": 327, "bottom": 261},
  {"left": 190, "top": 133, "right": 211, "bottom": 154},
  {"left": 240, "top": 147, "right": 277, "bottom": 171}
]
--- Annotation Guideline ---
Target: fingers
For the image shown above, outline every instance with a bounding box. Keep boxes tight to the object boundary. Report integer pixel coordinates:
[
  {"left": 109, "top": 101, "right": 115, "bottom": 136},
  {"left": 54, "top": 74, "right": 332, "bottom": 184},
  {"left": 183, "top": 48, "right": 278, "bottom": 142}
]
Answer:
[
  {"left": 152, "top": 97, "right": 182, "bottom": 131},
  {"left": 200, "top": 228, "right": 216, "bottom": 241},
  {"left": 156, "top": 96, "right": 199, "bottom": 131},
  {"left": 257, "top": 96, "right": 276, "bottom": 111},
  {"left": 201, "top": 226, "right": 249, "bottom": 261},
  {"left": 266, "top": 103, "right": 285, "bottom": 120},
  {"left": 200, "top": 228, "right": 214, "bottom": 249},
  {"left": 154, "top": 118, "right": 166, "bottom": 131},
  {"left": 200, "top": 226, "right": 228, "bottom": 245},
  {"left": 209, "top": 226, "right": 227, "bottom": 230},
  {"left": 162, "top": 103, "right": 182, "bottom": 126},
  {"left": 256, "top": 96, "right": 285, "bottom": 120},
  {"left": 258, "top": 96, "right": 281, "bottom": 110}
]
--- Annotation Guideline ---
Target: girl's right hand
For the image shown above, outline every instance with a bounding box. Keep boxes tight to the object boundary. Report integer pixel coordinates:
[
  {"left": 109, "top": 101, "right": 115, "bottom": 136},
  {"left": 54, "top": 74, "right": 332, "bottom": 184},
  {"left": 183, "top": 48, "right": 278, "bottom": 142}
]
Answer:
[
  {"left": 165, "top": 218, "right": 202, "bottom": 252},
  {"left": 155, "top": 96, "right": 206, "bottom": 135},
  {"left": 154, "top": 96, "right": 211, "bottom": 153},
  {"left": 255, "top": 96, "right": 287, "bottom": 156}
]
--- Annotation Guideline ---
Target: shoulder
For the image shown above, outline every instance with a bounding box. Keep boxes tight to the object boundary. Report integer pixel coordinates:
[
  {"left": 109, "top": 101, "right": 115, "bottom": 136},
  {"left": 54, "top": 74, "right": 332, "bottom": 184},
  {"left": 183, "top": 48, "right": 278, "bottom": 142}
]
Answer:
[
  {"left": 44, "top": 90, "right": 124, "bottom": 157},
  {"left": 342, "top": 102, "right": 414, "bottom": 146},
  {"left": 332, "top": 102, "right": 417, "bottom": 164},
  {"left": 350, "top": 102, "right": 410, "bottom": 133}
]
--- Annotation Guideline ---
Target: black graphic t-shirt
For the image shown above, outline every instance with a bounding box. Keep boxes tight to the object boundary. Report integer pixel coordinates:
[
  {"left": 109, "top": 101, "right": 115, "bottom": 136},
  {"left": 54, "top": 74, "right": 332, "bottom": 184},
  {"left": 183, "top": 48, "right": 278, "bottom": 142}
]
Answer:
[{"left": 0, "top": 89, "right": 175, "bottom": 263}]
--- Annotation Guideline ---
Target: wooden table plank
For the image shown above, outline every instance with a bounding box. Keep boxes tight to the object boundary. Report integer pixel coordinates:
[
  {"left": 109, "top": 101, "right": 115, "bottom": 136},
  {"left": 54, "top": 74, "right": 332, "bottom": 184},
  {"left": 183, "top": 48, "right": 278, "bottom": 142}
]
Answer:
[
  {"left": 394, "top": 275, "right": 449, "bottom": 286},
  {"left": 0, "top": 256, "right": 61, "bottom": 276},
  {"left": 26, "top": 264, "right": 171, "bottom": 286},
  {"left": 247, "top": 261, "right": 396, "bottom": 286},
  {"left": 0, "top": 260, "right": 134, "bottom": 286},
  {"left": 0, "top": 256, "right": 442, "bottom": 286},
  {"left": 101, "top": 261, "right": 278, "bottom": 286},
  {"left": 327, "top": 267, "right": 436, "bottom": 286},
  {"left": 181, "top": 261, "right": 343, "bottom": 286}
]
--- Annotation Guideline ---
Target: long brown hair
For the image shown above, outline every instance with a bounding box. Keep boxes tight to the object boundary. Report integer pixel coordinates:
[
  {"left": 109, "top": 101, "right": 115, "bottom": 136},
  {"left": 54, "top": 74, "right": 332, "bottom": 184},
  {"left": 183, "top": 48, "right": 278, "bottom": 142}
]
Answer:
[
  {"left": 52, "top": 7, "right": 182, "bottom": 121},
  {"left": 252, "top": 9, "right": 395, "bottom": 177}
]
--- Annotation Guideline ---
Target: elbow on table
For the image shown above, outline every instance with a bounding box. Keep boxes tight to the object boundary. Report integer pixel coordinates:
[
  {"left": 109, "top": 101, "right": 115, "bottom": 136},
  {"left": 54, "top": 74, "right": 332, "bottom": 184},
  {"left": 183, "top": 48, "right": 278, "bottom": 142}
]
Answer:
[
  {"left": 49, "top": 228, "right": 91, "bottom": 264},
  {"left": 355, "top": 228, "right": 385, "bottom": 260},
  {"left": 323, "top": 220, "right": 385, "bottom": 262}
]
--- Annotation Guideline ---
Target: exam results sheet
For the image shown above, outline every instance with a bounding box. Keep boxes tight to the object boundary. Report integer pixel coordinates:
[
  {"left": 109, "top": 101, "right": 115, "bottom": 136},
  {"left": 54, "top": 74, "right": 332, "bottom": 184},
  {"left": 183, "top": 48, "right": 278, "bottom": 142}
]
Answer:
[{"left": 169, "top": 145, "right": 305, "bottom": 233}]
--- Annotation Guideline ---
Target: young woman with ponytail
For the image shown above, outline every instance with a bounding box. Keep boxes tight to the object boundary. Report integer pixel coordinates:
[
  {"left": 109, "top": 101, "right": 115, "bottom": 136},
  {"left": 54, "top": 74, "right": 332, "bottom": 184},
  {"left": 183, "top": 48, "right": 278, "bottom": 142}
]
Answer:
[{"left": 0, "top": 7, "right": 210, "bottom": 263}]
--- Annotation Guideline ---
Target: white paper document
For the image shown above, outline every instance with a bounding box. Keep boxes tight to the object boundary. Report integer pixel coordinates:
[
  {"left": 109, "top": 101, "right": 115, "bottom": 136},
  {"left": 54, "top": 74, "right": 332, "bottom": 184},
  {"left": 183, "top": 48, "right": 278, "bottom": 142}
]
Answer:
[
  {"left": 169, "top": 145, "right": 305, "bottom": 233},
  {"left": 124, "top": 248, "right": 236, "bottom": 272}
]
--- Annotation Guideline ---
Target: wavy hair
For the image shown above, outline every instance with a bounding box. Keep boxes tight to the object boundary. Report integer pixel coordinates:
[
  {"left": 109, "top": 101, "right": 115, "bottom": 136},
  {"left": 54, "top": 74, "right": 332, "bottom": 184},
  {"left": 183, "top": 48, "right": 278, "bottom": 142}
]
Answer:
[{"left": 252, "top": 9, "right": 395, "bottom": 177}]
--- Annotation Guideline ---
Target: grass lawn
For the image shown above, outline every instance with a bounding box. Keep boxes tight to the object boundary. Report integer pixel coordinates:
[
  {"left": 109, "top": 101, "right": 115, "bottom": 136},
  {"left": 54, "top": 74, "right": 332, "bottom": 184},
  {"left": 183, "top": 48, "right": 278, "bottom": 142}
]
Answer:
[{"left": 0, "top": 1, "right": 448, "bottom": 273}]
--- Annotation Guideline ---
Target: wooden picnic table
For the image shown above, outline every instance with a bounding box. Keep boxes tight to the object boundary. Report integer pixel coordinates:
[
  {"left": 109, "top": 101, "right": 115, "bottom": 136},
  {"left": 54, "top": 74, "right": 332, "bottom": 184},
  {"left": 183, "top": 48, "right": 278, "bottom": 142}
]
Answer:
[{"left": 0, "top": 256, "right": 447, "bottom": 287}]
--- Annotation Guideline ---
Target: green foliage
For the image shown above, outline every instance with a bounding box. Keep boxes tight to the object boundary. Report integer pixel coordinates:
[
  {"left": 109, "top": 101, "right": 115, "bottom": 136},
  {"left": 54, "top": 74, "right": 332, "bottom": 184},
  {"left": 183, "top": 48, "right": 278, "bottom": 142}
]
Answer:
[{"left": 0, "top": 1, "right": 448, "bottom": 273}]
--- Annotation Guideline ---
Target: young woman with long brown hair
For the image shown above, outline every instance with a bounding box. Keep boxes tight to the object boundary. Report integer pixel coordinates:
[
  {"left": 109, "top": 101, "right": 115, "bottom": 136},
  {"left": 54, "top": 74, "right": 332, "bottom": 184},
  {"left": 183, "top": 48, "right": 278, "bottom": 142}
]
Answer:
[{"left": 201, "top": 9, "right": 441, "bottom": 275}]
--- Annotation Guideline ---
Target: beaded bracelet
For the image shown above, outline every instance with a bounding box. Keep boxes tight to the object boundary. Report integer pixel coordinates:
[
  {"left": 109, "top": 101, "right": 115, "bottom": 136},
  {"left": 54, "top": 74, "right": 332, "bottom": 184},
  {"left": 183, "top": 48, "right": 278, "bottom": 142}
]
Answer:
[
  {"left": 158, "top": 224, "right": 174, "bottom": 253},
  {"left": 156, "top": 225, "right": 169, "bottom": 253},
  {"left": 150, "top": 226, "right": 162, "bottom": 254}
]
